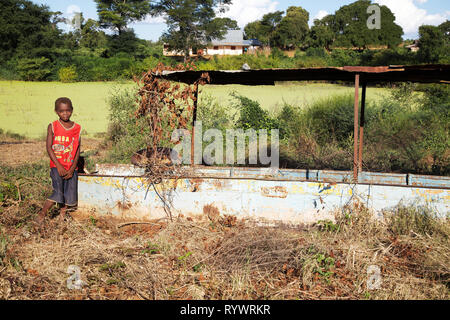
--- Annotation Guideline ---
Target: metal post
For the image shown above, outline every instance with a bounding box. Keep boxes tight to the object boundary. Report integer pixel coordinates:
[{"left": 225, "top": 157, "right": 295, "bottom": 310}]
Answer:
[
  {"left": 353, "top": 74, "right": 360, "bottom": 182},
  {"left": 191, "top": 85, "right": 199, "bottom": 166},
  {"left": 359, "top": 82, "right": 367, "bottom": 173}
]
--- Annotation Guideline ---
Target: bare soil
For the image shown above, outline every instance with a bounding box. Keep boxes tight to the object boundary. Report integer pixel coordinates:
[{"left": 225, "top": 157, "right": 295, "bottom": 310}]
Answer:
[{"left": 0, "top": 138, "right": 104, "bottom": 167}]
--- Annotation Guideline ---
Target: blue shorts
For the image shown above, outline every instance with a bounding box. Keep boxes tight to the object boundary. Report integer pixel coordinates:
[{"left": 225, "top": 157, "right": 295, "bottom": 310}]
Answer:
[{"left": 48, "top": 168, "right": 78, "bottom": 206}]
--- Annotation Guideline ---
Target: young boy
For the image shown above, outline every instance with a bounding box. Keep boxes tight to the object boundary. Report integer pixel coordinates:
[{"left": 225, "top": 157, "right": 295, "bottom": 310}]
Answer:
[{"left": 35, "top": 97, "right": 81, "bottom": 226}]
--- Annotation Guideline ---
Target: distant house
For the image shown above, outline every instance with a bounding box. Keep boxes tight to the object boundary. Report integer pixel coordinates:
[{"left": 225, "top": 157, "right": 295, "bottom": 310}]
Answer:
[
  {"left": 405, "top": 40, "right": 419, "bottom": 52},
  {"left": 163, "top": 29, "right": 262, "bottom": 57}
]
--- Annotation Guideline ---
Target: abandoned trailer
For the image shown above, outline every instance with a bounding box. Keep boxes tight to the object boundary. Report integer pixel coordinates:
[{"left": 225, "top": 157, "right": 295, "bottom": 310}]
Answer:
[{"left": 78, "top": 65, "right": 450, "bottom": 224}]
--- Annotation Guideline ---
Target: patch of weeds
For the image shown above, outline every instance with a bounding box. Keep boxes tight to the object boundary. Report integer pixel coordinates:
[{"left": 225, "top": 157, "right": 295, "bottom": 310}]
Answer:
[
  {"left": 106, "top": 278, "right": 120, "bottom": 285},
  {"left": 9, "top": 257, "right": 23, "bottom": 272},
  {"left": 0, "top": 181, "right": 19, "bottom": 203},
  {"left": 142, "top": 241, "right": 160, "bottom": 255},
  {"left": 0, "top": 229, "right": 8, "bottom": 266},
  {"left": 193, "top": 263, "right": 204, "bottom": 273},
  {"left": 317, "top": 219, "right": 340, "bottom": 233},
  {"left": 99, "top": 261, "right": 126, "bottom": 274},
  {"left": 89, "top": 216, "right": 97, "bottom": 227},
  {"left": 385, "top": 205, "right": 447, "bottom": 237},
  {"left": 177, "top": 251, "right": 193, "bottom": 267},
  {"left": 303, "top": 245, "right": 336, "bottom": 284},
  {"left": 166, "top": 286, "right": 175, "bottom": 296},
  {"left": 87, "top": 275, "right": 101, "bottom": 286},
  {"left": 314, "top": 253, "right": 335, "bottom": 283}
]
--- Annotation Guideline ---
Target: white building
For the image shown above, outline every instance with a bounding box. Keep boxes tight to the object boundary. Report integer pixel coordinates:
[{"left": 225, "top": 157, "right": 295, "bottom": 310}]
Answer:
[{"left": 163, "top": 29, "right": 262, "bottom": 57}]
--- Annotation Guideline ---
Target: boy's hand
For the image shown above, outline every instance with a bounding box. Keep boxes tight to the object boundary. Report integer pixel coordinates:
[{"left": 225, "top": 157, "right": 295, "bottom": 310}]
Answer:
[
  {"left": 64, "top": 169, "right": 74, "bottom": 180},
  {"left": 57, "top": 165, "right": 68, "bottom": 177}
]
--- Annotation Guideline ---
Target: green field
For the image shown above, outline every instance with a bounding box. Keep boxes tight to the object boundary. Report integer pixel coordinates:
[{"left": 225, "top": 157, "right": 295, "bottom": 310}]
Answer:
[
  {"left": 0, "top": 80, "right": 391, "bottom": 138},
  {"left": 202, "top": 82, "right": 390, "bottom": 114}
]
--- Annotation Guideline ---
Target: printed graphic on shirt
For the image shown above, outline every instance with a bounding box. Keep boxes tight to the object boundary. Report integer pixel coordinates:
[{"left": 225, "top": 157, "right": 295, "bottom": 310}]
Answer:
[{"left": 50, "top": 121, "right": 80, "bottom": 170}]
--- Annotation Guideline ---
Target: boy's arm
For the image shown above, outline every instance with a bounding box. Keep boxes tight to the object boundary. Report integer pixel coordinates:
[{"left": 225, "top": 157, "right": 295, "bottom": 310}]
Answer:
[
  {"left": 64, "top": 139, "right": 80, "bottom": 180},
  {"left": 46, "top": 124, "right": 67, "bottom": 177}
]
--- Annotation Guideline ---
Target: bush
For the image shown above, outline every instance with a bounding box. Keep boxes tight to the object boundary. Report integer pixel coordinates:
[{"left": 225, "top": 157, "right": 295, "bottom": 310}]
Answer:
[
  {"left": 303, "top": 95, "right": 356, "bottom": 145},
  {"left": 232, "top": 93, "right": 278, "bottom": 131},
  {"left": 328, "top": 49, "right": 360, "bottom": 66},
  {"left": 58, "top": 65, "right": 78, "bottom": 82},
  {"left": 385, "top": 205, "right": 448, "bottom": 237},
  {"left": 305, "top": 47, "right": 327, "bottom": 58},
  {"left": 104, "top": 87, "right": 149, "bottom": 163},
  {"left": 198, "top": 94, "right": 235, "bottom": 132},
  {"left": 17, "top": 57, "right": 52, "bottom": 81}
]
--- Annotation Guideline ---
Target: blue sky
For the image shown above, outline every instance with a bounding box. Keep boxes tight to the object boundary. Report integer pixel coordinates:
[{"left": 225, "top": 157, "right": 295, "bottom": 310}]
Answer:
[{"left": 32, "top": 0, "right": 449, "bottom": 40}]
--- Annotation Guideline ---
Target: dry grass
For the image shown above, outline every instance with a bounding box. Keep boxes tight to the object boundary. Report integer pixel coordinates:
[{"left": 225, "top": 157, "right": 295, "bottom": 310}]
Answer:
[{"left": 0, "top": 198, "right": 448, "bottom": 300}]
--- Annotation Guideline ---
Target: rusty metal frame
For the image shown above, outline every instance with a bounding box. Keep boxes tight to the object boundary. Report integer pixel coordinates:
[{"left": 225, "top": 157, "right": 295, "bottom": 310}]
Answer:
[
  {"left": 353, "top": 74, "right": 360, "bottom": 181},
  {"left": 191, "top": 85, "right": 199, "bottom": 166},
  {"left": 155, "top": 65, "right": 449, "bottom": 174}
]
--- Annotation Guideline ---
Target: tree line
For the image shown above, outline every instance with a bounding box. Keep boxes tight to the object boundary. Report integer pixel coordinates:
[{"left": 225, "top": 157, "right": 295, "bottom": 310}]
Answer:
[{"left": 0, "top": 0, "right": 448, "bottom": 82}]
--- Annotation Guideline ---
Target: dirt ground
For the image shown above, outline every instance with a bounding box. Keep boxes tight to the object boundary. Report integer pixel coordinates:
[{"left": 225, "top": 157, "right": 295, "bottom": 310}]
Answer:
[
  {"left": 0, "top": 137, "right": 449, "bottom": 300},
  {"left": 0, "top": 204, "right": 449, "bottom": 300},
  {"left": 0, "top": 138, "right": 104, "bottom": 167}
]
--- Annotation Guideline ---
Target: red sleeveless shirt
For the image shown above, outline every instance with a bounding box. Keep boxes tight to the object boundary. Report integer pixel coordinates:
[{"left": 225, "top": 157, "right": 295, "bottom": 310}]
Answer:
[{"left": 50, "top": 120, "right": 81, "bottom": 170}]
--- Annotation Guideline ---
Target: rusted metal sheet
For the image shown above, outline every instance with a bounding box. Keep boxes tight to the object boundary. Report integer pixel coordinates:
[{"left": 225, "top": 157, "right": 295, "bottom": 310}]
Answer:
[
  {"left": 155, "top": 65, "right": 450, "bottom": 85},
  {"left": 359, "top": 172, "right": 407, "bottom": 186},
  {"left": 409, "top": 174, "right": 450, "bottom": 188},
  {"left": 78, "top": 165, "right": 449, "bottom": 224},
  {"left": 318, "top": 170, "right": 353, "bottom": 183},
  {"left": 95, "top": 164, "right": 145, "bottom": 176}
]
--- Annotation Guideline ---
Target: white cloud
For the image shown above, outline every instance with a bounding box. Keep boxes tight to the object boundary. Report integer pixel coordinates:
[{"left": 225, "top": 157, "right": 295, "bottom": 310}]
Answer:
[
  {"left": 136, "top": 0, "right": 279, "bottom": 27},
  {"left": 376, "top": 0, "right": 448, "bottom": 36},
  {"left": 217, "top": 0, "right": 279, "bottom": 28},
  {"left": 66, "top": 5, "right": 81, "bottom": 15},
  {"left": 141, "top": 15, "right": 166, "bottom": 24},
  {"left": 314, "top": 10, "right": 329, "bottom": 21}
]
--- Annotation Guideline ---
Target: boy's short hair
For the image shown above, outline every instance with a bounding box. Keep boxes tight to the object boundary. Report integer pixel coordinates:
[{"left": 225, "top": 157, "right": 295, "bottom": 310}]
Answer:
[{"left": 55, "top": 97, "right": 73, "bottom": 111}]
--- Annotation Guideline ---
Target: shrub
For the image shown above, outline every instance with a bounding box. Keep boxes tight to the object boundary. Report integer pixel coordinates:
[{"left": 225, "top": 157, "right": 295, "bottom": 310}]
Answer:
[
  {"left": 232, "top": 93, "right": 278, "bottom": 131},
  {"left": 58, "top": 65, "right": 78, "bottom": 82},
  {"left": 198, "top": 94, "right": 235, "bottom": 132},
  {"left": 303, "top": 95, "right": 356, "bottom": 145},
  {"left": 384, "top": 205, "right": 448, "bottom": 237},
  {"left": 17, "top": 57, "right": 52, "bottom": 81},
  {"left": 305, "top": 47, "right": 327, "bottom": 58},
  {"left": 104, "top": 87, "right": 149, "bottom": 163}
]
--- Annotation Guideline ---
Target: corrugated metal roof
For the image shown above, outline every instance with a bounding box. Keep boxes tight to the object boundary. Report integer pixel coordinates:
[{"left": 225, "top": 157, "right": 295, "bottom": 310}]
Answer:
[
  {"left": 210, "top": 29, "right": 247, "bottom": 46},
  {"left": 154, "top": 65, "right": 450, "bottom": 85}
]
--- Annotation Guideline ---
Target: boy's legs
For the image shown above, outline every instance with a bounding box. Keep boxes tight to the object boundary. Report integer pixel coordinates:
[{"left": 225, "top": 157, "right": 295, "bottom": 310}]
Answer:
[
  {"left": 35, "top": 200, "right": 55, "bottom": 225},
  {"left": 35, "top": 168, "right": 64, "bottom": 226},
  {"left": 60, "top": 170, "right": 78, "bottom": 221}
]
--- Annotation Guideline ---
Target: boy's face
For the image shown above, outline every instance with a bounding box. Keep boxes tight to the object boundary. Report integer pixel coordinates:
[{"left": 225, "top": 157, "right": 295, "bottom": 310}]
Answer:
[{"left": 56, "top": 103, "right": 73, "bottom": 122}]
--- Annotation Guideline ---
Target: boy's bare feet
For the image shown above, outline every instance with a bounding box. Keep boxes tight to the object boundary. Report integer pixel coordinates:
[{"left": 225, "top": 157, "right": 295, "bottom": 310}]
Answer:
[
  {"left": 58, "top": 206, "right": 73, "bottom": 223},
  {"left": 35, "top": 200, "right": 54, "bottom": 225},
  {"left": 33, "top": 213, "right": 46, "bottom": 230}
]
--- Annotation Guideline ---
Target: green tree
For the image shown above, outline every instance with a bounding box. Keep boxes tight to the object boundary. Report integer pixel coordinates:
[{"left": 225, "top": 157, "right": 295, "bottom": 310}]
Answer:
[
  {"left": 0, "top": 0, "right": 64, "bottom": 62},
  {"left": 244, "top": 21, "right": 261, "bottom": 40},
  {"left": 418, "top": 25, "right": 446, "bottom": 63},
  {"left": 307, "top": 18, "right": 334, "bottom": 51},
  {"left": 329, "top": 0, "right": 403, "bottom": 49},
  {"left": 438, "top": 20, "right": 450, "bottom": 46},
  {"left": 95, "top": 0, "right": 151, "bottom": 35},
  {"left": 107, "top": 29, "right": 141, "bottom": 56},
  {"left": 153, "top": 0, "right": 237, "bottom": 61},
  {"left": 243, "top": 11, "right": 283, "bottom": 47},
  {"left": 80, "top": 17, "right": 108, "bottom": 50},
  {"left": 273, "top": 6, "right": 309, "bottom": 49}
]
